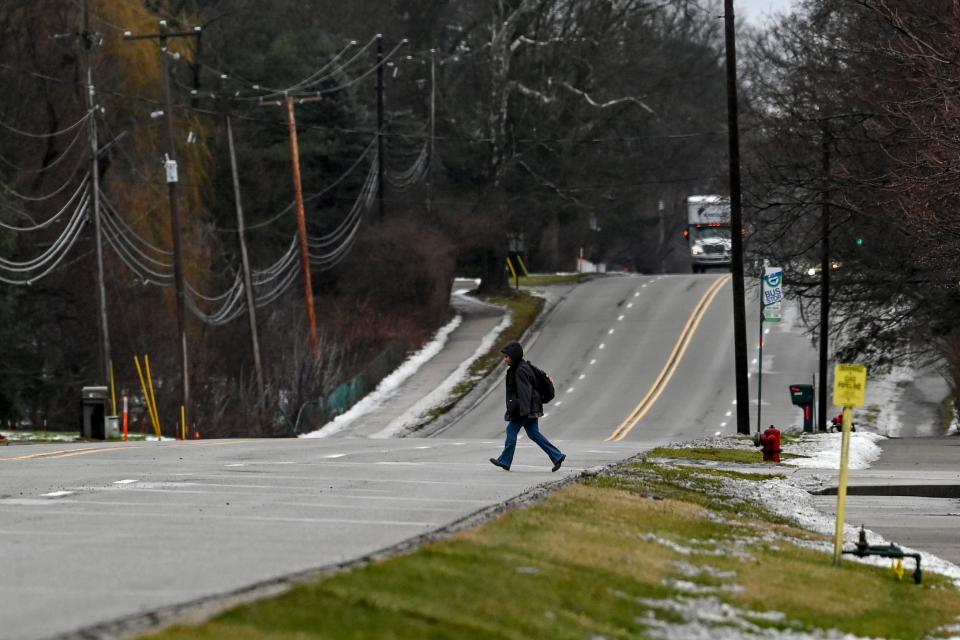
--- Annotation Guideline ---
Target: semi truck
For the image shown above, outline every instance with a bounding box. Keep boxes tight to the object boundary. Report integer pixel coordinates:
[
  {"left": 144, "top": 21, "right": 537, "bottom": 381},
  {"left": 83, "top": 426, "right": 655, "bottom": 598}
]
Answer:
[{"left": 685, "top": 195, "right": 732, "bottom": 273}]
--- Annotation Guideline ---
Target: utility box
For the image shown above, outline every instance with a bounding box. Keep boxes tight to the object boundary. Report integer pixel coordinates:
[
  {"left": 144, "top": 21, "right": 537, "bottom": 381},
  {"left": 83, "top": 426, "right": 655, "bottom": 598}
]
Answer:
[
  {"left": 80, "top": 386, "right": 108, "bottom": 439},
  {"left": 788, "top": 384, "right": 815, "bottom": 432},
  {"left": 105, "top": 415, "right": 120, "bottom": 439}
]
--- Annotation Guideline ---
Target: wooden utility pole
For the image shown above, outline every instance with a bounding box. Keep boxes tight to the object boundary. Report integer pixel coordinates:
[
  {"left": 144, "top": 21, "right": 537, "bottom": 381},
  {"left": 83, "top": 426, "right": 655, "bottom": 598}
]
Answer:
[
  {"left": 81, "top": 0, "right": 111, "bottom": 389},
  {"left": 818, "top": 124, "right": 831, "bottom": 432},
  {"left": 259, "top": 95, "right": 321, "bottom": 352},
  {"left": 284, "top": 95, "right": 319, "bottom": 352},
  {"left": 376, "top": 34, "right": 385, "bottom": 221},
  {"left": 220, "top": 83, "right": 265, "bottom": 394},
  {"left": 124, "top": 21, "right": 201, "bottom": 434},
  {"left": 426, "top": 49, "right": 436, "bottom": 219},
  {"left": 723, "top": 0, "right": 751, "bottom": 435}
]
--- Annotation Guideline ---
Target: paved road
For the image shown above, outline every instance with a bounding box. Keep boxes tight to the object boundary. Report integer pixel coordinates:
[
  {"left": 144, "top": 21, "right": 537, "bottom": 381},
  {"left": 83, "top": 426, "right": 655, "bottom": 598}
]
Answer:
[
  {"left": 441, "top": 274, "right": 820, "bottom": 445},
  {"left": 0, "top": 274, "right": 825, "bottom": 639},
  {"left": 0, "top": 438, "right": 643, "bottom": 640}
]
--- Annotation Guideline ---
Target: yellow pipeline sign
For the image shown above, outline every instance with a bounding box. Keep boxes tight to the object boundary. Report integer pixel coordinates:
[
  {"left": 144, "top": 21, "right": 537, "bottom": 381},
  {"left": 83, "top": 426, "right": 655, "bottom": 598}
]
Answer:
[{"left": 833, "top": 363, "right": 867, "bottom": 408}]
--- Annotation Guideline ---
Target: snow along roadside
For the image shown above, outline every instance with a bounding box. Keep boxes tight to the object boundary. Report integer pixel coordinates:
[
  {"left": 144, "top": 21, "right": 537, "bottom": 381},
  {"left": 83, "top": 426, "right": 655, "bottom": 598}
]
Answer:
[
  {"left": 371, "top": 313, "right": 512, "bottom": 438},
  {"left": 300, "top": 315, "right": 464, "bottom": 439},
  {"left": 664, "top": 433, "right": 960, "bottom": 586}
]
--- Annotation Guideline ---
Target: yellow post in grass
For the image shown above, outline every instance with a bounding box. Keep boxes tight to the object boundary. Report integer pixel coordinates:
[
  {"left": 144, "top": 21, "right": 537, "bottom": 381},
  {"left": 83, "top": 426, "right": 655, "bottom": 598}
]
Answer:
[
  {"left": 516, "top": 255, "right": 529, "bottom": 277},
  {"left": 109, "top": 359, "right": 118, "bottom": 416},
  {"left": 134, "top": 356, "right": 160, "bottom": 438},
  {"left": 144, "top": 354, "right": 163, "bottom": 438},
  {"left": 832, "top": 363, "right": 867, "bottom": 565},
  {"left": 833, "top": 406, "right": 853, "bottom": 565},
  {"left": 505, "top": 257, "right": 517, "bottom": 280},
  {"left": 181, "top": 405, "right": 186, "bottom": 441}
]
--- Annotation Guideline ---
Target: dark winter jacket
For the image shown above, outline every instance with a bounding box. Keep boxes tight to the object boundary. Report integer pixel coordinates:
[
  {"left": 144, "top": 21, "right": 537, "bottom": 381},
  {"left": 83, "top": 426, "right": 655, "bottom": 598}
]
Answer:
[{"left": 502, "top": 342, "right": 543, "bottom": 421}]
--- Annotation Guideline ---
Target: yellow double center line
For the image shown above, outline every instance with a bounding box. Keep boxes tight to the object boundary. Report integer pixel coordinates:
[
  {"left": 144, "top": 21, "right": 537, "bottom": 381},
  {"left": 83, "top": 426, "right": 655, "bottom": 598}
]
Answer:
[{"left": 606, "top": 274, "right": 731, "bottom": 442}]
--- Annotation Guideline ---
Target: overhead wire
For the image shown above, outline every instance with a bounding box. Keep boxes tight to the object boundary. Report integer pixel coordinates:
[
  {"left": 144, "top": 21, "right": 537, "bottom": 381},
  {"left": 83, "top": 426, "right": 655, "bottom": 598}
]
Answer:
[{"left": 0, "top": 176, "right": 90, "bottom": 232}]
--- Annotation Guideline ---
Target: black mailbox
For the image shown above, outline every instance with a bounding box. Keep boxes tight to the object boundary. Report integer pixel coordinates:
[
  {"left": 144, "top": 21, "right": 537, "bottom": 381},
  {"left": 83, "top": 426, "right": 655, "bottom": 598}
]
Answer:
[
  {"left": 789, "top": 384, "right": 814, "bottom": 407},
  {"left": 788, "top": 384, "right": 815, "bottom": 432}
]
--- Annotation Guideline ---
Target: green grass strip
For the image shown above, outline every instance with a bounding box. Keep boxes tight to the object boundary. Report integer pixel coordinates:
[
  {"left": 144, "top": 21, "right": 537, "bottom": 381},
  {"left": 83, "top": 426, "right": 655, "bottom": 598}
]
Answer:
[{"left": 144, "top": 462, "right": 960, "bottom": 640}]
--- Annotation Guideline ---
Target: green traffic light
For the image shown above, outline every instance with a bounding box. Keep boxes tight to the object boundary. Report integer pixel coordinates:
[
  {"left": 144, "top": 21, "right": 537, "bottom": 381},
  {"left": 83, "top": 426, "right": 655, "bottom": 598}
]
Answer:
[{"left": 855, "top": 237, "right": 864, "bottom": 247}]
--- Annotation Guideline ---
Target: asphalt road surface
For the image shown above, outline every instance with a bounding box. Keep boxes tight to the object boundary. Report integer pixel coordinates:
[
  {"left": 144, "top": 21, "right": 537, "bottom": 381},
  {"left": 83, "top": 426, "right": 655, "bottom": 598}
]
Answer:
[
  {"left": 441, "top": 273, "right": 820, "bottom": 445},
  {"left": 0, "top": 274, "right": 821, "bottom": 639}
]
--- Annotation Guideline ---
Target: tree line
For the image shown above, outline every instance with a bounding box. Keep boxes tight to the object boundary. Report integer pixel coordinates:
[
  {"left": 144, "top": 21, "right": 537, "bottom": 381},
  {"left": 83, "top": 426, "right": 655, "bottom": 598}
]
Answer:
[
  {"left": 0, "top": 0, "right": 734, "bottom": 435},
  {"left": 743, "top": 0, "right": 960, "bottom": 412}
]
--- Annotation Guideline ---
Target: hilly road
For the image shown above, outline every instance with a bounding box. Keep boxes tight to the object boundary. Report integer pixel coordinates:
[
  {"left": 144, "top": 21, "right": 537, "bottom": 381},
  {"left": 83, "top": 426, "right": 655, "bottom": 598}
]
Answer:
[{"left": 0, "top": 274, "right": 821, "bottom": 639}]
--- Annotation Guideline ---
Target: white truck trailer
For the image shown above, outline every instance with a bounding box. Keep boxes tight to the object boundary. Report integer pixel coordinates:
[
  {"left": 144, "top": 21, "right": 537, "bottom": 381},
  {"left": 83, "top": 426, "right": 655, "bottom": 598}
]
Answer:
[{"left": 685, "top": 195, "right": 732, "bottom": 273}]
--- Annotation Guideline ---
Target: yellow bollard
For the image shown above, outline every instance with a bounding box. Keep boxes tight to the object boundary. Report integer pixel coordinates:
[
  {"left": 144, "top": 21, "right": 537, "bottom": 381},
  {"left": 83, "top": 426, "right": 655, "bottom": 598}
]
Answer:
[
  {"left": 109, "top": 359, "right": 118, "bottom": 416},
  {"left": 144, "top": 354, "right": 162, "bottom": 438},
  {"left": 181, "top": 405, "right": 186, "bottom": 441},
  {"left": 505, "top": 257, "right": 517, "bottom": 280},
  {"left": 516, "top": 255, "right": 530, "bottom": 277},
  {"left": 134, "top": 356, "right": 160, "bottom": 438},
  {"left": 832, "top": 407, "right": 853, "bottom": 565}
]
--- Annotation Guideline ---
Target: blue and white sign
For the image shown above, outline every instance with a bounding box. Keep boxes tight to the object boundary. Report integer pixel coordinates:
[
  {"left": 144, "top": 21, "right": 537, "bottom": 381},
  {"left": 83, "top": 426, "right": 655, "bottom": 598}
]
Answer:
[{"left": 762, "top": 267, "right": 783, "bottom": 323}]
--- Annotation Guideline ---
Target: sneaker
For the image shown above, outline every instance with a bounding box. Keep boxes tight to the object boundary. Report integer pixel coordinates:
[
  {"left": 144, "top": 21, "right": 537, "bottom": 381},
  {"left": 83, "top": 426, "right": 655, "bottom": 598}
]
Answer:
[
  {"left": 489, "top": 457, "right": 510, "bottom": 471},
  {"left": 551, "top": 454, "right": 566, "bottom": 472}
]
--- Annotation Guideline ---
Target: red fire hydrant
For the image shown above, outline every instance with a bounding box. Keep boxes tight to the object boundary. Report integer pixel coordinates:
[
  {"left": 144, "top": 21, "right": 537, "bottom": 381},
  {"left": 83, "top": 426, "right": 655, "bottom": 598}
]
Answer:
[{"left": 758, "top": 425, "right": 782, "bottom": 463}]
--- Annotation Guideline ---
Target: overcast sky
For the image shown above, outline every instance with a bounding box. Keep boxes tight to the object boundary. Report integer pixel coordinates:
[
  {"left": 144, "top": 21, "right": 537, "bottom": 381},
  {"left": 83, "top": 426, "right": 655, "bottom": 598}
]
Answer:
[{"left": 736, "top": 0, "right": 797, "bottom": 24}]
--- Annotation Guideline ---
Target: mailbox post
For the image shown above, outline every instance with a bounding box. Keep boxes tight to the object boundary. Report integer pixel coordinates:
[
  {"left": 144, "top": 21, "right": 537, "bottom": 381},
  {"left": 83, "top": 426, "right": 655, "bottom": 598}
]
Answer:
[{"left": 788, "top": 384, "right": 815, "bottom": 432}]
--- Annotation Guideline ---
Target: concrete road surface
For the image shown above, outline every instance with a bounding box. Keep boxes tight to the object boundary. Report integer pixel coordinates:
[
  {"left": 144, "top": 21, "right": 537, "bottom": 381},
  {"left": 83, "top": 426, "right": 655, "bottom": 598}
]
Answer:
[{"left": 0, "top": 274, "right": 841, "bottom": 639}]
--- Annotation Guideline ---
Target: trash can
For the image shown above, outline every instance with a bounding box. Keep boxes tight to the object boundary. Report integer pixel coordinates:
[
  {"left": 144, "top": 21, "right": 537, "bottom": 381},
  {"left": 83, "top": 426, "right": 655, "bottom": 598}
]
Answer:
[{"left": 80, "top": 386, "right": 108, "bottom": 439}]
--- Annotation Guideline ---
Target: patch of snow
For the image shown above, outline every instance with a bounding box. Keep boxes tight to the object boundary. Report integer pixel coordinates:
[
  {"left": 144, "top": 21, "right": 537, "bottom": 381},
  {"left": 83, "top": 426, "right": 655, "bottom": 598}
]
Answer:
[
  {"left": 300, "top": 316, "right": 463, "bottom": 438},
  {"left": 0, "top": 431, "right": 80, "bottom": 442},
  {"left": 856, "top": 366, "right": 914, "bottom": 437},
  {"left": 672, "top": 561, "right": 737, "bottom": 580},
  {"left": 782, "top": 432, "right": 885, "bottom": 470},
  {"left": 370, "top": 312, "right": 512, "bottom": 438},
  {"left": 628, "top": 594, "right": 882, "bottom": 640}
]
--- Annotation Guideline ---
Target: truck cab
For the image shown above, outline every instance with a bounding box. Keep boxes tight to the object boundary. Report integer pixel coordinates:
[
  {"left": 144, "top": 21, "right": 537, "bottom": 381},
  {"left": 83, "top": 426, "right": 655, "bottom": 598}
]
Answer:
[{"left": 686, "top": 195, "right": 732, "bottom": 273}]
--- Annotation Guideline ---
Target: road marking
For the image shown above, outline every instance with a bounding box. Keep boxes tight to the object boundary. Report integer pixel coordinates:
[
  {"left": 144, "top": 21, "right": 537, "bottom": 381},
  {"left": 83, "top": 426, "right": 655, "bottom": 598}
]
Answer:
[
  {"left": 590, "top": 359, "right": 597, "bottom": 365},
  {"left": 41, "top": 491, "right": 73, "bottom": 498},
  {"left": 555, "top": 401, "right": 563, "bottom": 406},
  {"left": 579, "top": 374, "right": 586, "bottom": 380},
  {"left": 618, "top": 315, "right": 625, "bottom": 321},
  {"left": 599, "top": 343, "right": 606, "bottom": 349},
  {"left": 608, "top": 328, "right": 615, "bottom": 334},
  {"left": 607, "top": 275, "right": 731, "bottom": 442},
  {"left": 635, "top": 292, "right": 641, "bottom": 296},
  {"left": 627, "top": 303, "right": 634, "bottom": 309},
  {"left": 324, "top": 454, "right": 347, "bottom": 459},
  {"left": 114, "top": 479, "right": 139, "bottom": 485},
  {"left": 566, "top": 387, "right": 574, "bottom": 393},
  {"left": 726, "top": 411, "right": 732, "bottom": 417},
  {"left": 0, "top": 445, "right": 132, "bottom": 462}
]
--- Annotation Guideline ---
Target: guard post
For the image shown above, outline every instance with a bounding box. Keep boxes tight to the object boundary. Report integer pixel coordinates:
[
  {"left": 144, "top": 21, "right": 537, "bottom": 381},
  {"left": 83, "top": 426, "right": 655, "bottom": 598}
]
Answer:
[{"left": 832, "top": 362, "right": 867, "bottom": 565}]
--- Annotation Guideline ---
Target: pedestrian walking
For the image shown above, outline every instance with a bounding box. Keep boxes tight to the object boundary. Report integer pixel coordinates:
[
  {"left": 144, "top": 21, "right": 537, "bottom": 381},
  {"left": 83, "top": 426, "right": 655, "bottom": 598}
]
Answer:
[{"left": 489, "top": 341, "right": 565, "bottom": 472}]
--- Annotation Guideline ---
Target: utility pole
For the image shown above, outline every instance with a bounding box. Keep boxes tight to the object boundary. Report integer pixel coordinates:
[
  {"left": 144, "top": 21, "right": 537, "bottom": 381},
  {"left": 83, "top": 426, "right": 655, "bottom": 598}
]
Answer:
[
  {"left": 258, "top": 95, "right": 321, "bottom": 353},
  {"left": 283, "top": 95, "right": 319, "bottom": 353},
  {"left": 80, "top": 0, "right": 111, "bottom": 390},
  {"left": 818, "top": 124, "right": 831, "bottom": 431},
  {"left": 218, "top": 80, "right": 265, "bottom": 395},
  {"left": 124, "top": 21, "right": 201, "bottom": 436},
  {"left": 723, "top": 0, "right": 751, "bottom": 435},
  {"left": 426, "top": 49, "right": 437, "bottom": 219},
  {"left": 376, "top": 34, "right": 385, "bottom": 221}
]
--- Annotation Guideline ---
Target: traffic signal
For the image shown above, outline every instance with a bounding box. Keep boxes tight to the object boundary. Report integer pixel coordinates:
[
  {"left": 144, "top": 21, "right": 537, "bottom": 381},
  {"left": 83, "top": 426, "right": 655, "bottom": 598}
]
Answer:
[{"left": 855, "top": 237, "right": 864, "bottom": 247}]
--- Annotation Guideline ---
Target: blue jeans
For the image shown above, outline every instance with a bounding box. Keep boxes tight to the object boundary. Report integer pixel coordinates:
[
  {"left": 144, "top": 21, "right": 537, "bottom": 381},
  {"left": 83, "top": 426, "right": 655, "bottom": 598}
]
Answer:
[{"left": 496, "top": 417, "right": 564, "bottom": 467}]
